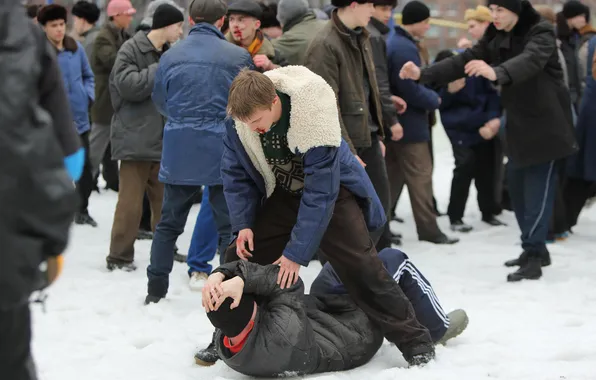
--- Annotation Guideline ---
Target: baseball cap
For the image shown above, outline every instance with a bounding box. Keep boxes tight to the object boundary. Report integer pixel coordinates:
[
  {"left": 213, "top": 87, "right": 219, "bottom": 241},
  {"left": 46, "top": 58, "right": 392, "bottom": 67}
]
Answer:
[
  {"left": 107, "top": 0, "right": 136, "bottom": 17},
  {"left": 189, "top": 0, "right": 228, "bottom": 24}
]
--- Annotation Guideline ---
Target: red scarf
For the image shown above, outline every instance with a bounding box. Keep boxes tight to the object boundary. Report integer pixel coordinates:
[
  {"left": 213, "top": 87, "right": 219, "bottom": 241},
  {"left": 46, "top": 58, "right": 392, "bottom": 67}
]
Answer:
[{"left": 223, "top": 321, "right": 254, "bottom": 354}]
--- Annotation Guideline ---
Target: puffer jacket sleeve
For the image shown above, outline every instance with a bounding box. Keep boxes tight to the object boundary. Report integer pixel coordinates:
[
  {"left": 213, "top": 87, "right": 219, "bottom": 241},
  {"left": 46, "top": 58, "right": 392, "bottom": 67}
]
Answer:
[
  {"left": 221, "top": 126, "right": 261, "bottom": 233},
  {"left": 283, "top": 146, "right": 339, "bottom": 267},
  {"left": 112, "top": 43, "right": 158, "bottom": 102}
]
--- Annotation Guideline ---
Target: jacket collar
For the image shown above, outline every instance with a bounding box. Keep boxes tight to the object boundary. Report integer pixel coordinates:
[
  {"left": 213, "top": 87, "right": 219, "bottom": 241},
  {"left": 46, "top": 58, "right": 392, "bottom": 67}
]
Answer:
[
  {"left": 282, "top": 11, "right": 316, "bottom": 33},
  {"left": 55, "top": 35, "right": 78, "bottom": 53},
  {"left": 579, "top": 24, "right": 596, "bottom": 36},
  {"left": 189, "top": 22, "right": 225, "bottom": 40},
  {"left": 369, "top": 17, "right": 390, "bottom": 35},
  {"left": 81, "top": 25, "right": 99, "bottom": 38},
  {"left": 330, "top": 8, "right": 369, "bottom": 49},
  {"left": 106, "top": 21, "right": 128, "bottom": 40},
  {"left": 133, "top": 30, "right": 168, "bottom": 54},
  {"left": 394, "top": 25, "right": 416, "bottom": 44}
]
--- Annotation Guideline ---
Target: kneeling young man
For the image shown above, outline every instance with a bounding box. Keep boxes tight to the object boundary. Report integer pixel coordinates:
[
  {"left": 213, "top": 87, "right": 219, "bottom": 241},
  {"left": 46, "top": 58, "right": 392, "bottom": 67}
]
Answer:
[
  {"left": 195, "top": 67, "right": 435, "bottom": 366},
  {"left": 203, "top": 249, "right": 468, "bottom": 377}
]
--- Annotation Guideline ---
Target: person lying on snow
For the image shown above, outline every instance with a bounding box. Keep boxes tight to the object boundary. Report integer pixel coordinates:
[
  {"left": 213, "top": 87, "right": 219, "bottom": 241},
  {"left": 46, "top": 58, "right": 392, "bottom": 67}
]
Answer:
[
  {"left": 195, "top": 66, "right": 436, "bottom": 367},
  {"left": 202, "top": 248, "right": 469, "bottom": 377}
]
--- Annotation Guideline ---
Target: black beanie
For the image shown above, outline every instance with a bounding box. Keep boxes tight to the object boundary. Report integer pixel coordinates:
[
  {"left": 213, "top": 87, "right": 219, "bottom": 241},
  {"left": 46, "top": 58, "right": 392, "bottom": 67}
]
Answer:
[
  {"left": 206, "top": 295, "right": 256, "bottom": 338},
  {"left": 72, "top": 1, "right": 101, "bottom": 24},
  {"left": 331, "top": 0, "right": 373, "bottom": 8},
  {"left": 487, "top": 0, "right": 522, "bottom": 15},
  {"left": 562, "top": 0, "right": 589, "bottom": 20},
  {"left": 402, "top": 1, "right": 430, "bottom": 25},
  {"left": 37, "top": 4, "right": 67, "bottom": 26},
  {"left": 152, "top": 3, "right": 185, "bottom": 29},
  {"left": 373, "top": 0, "right": 397, "bottom": 7}
]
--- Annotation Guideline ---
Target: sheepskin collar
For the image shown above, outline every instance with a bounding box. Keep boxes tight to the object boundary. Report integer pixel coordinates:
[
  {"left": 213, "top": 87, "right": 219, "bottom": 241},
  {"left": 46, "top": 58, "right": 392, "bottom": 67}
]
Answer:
[{"left": 234, "top": 66, "right": 342, "bottom": 197}]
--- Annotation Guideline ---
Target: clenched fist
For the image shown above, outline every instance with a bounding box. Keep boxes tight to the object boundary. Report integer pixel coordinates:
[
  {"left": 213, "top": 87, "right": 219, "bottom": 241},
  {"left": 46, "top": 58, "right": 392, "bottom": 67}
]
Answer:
[{"left": 399, "top": 61, "right": 421, "bottom": 80}]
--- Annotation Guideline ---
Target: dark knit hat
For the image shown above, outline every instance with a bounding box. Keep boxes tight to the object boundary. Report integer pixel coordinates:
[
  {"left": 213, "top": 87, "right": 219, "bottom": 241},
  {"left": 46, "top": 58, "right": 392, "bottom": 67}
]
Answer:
[
  {"left": 26, "top": 4, "right": 42, "bottom": 19},
  {"left": 487, "top": 0, "right": 522, "bottom": 15},
  {"left": 72, "top": 1, "right": 101, "bottom": 24},
  {"left": 331, "top": 0, "right": 373, "bottom": 8},
  {"left": 562, "top": 0, "right": 589, "bottom": 20},
  {"left": 260, "top": 3, "right": 280, "bottom": 28},
  {"left": 206, "top": 295, "right": 256, "bottom": 338},
  {"left": 37, "top": 4, "right": 67, "bottom": 25},
  {"left": 189, "top": 0, "right": 228, "bottom": 24},
  {"left": 228, "top": 0, "right": 263, "bottom": 20},
  {"left": 402, "top": 1, "right": 430, "bottom": 25},
  {"left": 373, "top": 0, "right": 397, "bottom": 7},
  {"left": 152, "top": 3, "right": 184, "bottom": 29}
]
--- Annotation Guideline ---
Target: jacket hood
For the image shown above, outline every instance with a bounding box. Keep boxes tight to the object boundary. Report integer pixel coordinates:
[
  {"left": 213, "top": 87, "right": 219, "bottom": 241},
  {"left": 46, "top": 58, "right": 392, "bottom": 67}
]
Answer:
[{"left": 234, "top": 66, "right": 341, "bottom": 197}]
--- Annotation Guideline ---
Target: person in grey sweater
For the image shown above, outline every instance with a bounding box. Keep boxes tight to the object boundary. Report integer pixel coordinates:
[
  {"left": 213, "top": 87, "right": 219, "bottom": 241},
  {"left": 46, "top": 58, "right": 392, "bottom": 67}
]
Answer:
[{"left": 105, "top": 3, "right": 184, "bottom": 271}]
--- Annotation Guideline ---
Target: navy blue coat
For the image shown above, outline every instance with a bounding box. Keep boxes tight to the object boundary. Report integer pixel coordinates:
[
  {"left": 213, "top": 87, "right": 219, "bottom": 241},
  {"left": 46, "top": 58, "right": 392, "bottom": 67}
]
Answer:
[
  {"left": 152, "top": 23, "right": 254, "bottom": 186},
  {"left": 56, "top": 36, "right": 94, "bottom": 135},
  {"left": 221, "top": 124, "right": 386, "bottom": 267},
  {"left": 438, "top": 76, "right": 501, "bottom": 147},
  {"left": 386, "top": 27, "right": 440, "bottom": 143},
  {"left": 568, "top": 36, "right": 596, "bottom": 182}
]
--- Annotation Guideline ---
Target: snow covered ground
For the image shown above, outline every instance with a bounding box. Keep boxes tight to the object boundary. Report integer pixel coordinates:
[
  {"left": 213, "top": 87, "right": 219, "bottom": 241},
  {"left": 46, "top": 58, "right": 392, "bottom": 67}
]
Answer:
[{"left": 32, "top": 126, "right": 596, "bottom": 380}]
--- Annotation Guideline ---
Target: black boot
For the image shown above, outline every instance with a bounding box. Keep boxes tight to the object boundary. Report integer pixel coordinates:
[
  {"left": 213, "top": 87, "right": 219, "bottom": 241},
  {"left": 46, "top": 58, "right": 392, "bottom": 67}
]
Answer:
[
  {"left": 403, "top": 344, "right": 435, "bottom": 367},
  {"left": 450, "top": 220, "right": 473, "bottom": 233},
  {"left": 195, "top": 331, "right": 220, "bottom": 366},
  {"left": 507, "top": 256, "right": 542, "bottom": 282},
  {"left": 504, "top": 250, "right": 551, "bottom": 267},
  {"left": 482, "top": 215, "right": 506, "bottom": 226}
]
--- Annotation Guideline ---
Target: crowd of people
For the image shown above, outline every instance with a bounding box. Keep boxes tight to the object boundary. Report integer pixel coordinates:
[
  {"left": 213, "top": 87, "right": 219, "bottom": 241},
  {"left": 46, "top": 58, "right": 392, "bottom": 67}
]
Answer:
[{"left": 2, "top": 0, "right": 595, "bottom": 378}]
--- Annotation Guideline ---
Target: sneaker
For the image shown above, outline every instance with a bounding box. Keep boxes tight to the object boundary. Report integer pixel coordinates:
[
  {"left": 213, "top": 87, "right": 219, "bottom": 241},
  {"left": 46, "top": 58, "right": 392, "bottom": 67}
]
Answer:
[
  {"left": 555, "top": 232, "right": 569, "bottom": 241},
  {"left": 106, "top": 261, "right": 137, "bottom": 272},
  {"left": 136, "top": 229, "right": 154, "bottom": 240},
  {"left": 450, "top": 220, "right": 473, "bottom": 233},
  {"left": 437, "top": 309, "right": 469, "bottom": 345},
  {"left": 74, "top": 212, "right": 98, "bottom": 227},
  {"left": 195, "top": 333, "right": 220, "bottom": 366},
  {"left": 189, "top": 272, "right": 209, "bottom": 291},
  {"left": 507, "top": 257, "right": 542, "bottom": 282}
]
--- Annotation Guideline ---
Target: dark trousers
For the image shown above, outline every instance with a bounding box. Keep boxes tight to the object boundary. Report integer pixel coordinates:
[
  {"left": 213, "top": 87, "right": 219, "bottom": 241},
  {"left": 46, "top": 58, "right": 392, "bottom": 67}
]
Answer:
[
  {"left": 448, "top": 141, "right": 496, "bottom": 223},
  {"left": 311, "top": 248, "right": 449, "bottom": 343},
  {"left": 76, "top": 131, "right": 94, "bottom": 214},
  {"left": 139, "top": 192, "right": 152, "bottom": 231},
  {"left": 0, "top": 305, "right": 37, "bottom": 380},
  {"left": 357, "top": 137, "right": 392, "bottom": 250},
  {"left": 549, "top": 161, "right": 569, "bottom": 236},
  {"left": 108, "top": 161, "right": 164, "bottom": 264},
  {"left": 508, "top": 160, "right": 557, "bottom": 254},
  {"left": 147, "top": 184, "right": 231, "bottom": 297},
  {"left": 564, "top": 177, "right": 595, "bottom": 228},
  {"left": 223, "top": 187, "right": 433, "bottom": 356},
  {"left": 101, "top": 143, "right": 119, "bottom": 190}
]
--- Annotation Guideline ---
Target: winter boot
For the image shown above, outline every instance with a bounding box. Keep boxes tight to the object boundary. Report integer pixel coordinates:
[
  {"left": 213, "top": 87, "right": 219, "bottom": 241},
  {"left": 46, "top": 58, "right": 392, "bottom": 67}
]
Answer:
[
  {"left": 106, "top": 261, "right": 137, "bottom": 272},
  {"left": 507, "top": 256, "right": 542, "bottom": 282},
  {"left": 136, "top": 229, "right": 153, "bottom": 240},
  {"left": 504, "top": 250, "right": 551, "bottom": 267},
  {"left": 482, "top": 215, "right": 506, "bottom": 226},
  {"left": 75, "top": 212, "right": 98, "bottom": 227},
  {"left": 144, "top": 295, "right": 162, "bottom": 305},
  {"left": 437, "top": 309, "right": 469, "bottom": 345},
  {"left": 195, "top": 332, "right": 220, "bottom": 366},
  {"left": 403, "top": 344, "right": 435, "bottom": 367},
  {"left": 450, "top": 220, "right": 473, "bottom": 233}
]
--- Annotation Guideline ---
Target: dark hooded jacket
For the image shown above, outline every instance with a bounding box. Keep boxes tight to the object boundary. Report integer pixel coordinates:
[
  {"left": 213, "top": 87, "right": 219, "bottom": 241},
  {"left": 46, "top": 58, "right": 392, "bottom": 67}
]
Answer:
[
  {"left": 212, "top": 261, "right": 384, "bottom": 378},
  {"left": 419, "top": 1, "right": 577, "bottom": 168},
  {"left": 0, "top": 9, "right": 78, "bottom": 309}
]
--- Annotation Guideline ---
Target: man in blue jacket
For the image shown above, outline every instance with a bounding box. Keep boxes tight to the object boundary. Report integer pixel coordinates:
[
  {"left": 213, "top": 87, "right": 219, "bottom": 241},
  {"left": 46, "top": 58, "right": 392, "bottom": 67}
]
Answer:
[
  {"left": 145, "top": 0, "right": 254, "bottom": 305},
  {"left": 38, "top": 4, "right": 96, "bottom": 226},
  {"left": 195, "top": 67, "right": 436, "bottom": 367},
  {"left": 385, "top": 1, "right": 457, "bottom": 244},
  {"left": 434, "top": 49, "right": 505, "bottom": 232}
]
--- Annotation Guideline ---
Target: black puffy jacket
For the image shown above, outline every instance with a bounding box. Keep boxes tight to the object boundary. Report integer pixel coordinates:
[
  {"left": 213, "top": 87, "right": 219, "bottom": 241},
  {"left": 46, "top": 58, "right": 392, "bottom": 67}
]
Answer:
[
  {"left": 213, "top": 261, "right": 384, "bottom": 377},
  {"left": 0, "top": 1, "right": 78, "bottom": 310}
]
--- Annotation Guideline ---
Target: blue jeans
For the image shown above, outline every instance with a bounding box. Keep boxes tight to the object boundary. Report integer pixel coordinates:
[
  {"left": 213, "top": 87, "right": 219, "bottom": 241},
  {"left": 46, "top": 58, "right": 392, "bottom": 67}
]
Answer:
[
  {"left": 147, "top": 184, "right": 231, "bottom": 298},
  {"left": 187, "top": 187, "right": 222, "bottom": 275},
  {"left": 507, "top": 160, "right": 557, "bottom": 254},
  {"left": 311, "top": 248, "right": 449, "bottom": 343}
]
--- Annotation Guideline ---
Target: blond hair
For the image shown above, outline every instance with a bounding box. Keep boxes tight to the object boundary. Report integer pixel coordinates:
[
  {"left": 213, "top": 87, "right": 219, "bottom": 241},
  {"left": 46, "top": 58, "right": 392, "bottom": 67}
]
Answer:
[
  {"left": 227, "top": 69, "right": 277, "bottom": 121},
  {"left": 464, "top": 5, "right": 492, "bottom": 22}
]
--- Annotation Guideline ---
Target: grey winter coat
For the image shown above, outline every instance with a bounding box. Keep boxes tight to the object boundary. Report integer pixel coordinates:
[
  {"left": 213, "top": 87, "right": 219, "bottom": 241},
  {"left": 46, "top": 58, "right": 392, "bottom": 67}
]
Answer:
[
  {"left": 212, "top": 261, "right": 384, "bottom": 378},
  {"left": 109, "top": 31, "right": 165, "bottom": 161}
]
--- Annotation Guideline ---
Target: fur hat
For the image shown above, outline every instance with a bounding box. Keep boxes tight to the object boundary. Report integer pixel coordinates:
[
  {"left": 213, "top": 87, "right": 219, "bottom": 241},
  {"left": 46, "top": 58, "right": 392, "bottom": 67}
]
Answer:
[
  {"left": 72, "top": 1, "right": 101, "bottom": 24},
  {"left": 331, "top": 0, "right": 373, "bottom": 8},
  {"left": 464, "top": 5, "right": 492, "bottom": 22},
  {"left": 373, "top": 0, "right": 397, "bottom": 7},
  {"left": 562, "top": 0, "right": 590, "bottom": 20},
  {"left": 37, "top": 4, "right": 67, "bottom": 26}
]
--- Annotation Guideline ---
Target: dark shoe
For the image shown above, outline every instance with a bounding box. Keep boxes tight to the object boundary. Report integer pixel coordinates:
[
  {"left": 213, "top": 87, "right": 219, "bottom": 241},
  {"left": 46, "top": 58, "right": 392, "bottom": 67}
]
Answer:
[
  {"left": 392, "top": 231, "right": 403, "bottom": 239},
  {"left": 105, "top": 182, "right": 119, "bottom": 192},
  {"left": 136, "top": 229, "right": 154, "bottom": 240},
  {"left": 507, "top": 257, "right": 542, "bottom": 282},
  {"left": 504, "top": 251, "right": 551, "bottom": 267},
  {"left": 144, "top": 295, "right": 162, "bottom": 305},
  {"left": 437, "top": 309, "right": 469, "bottom": 345},
  {"left": 392, "top": 215, "right": 405, "bottom": 223},
  {"left": 74, "top": 212, "right": 98, "bottom": 227},
  {"left": 390, "top": 236, "right": 402, "bottom": 246},
  {"left": 106, "top": 261, "right": 137, "bottom": 272},
  {"left": 420, "top": 234, "right": 459, "bottom": 245},
  {"left": 403, "top": 345, "right": 435, "bottom": 367},
  {"left": 450, "top": 220, "right": 473, "bottom": 233},
  {"left": 195, "top": 333, "right": 219, "bottom": 366},
  {"left": 173, "top": 246, "right": 187, "bottom": 263},
  {"left": 482, "top": 215, "right": 507, "bottom": 226}
]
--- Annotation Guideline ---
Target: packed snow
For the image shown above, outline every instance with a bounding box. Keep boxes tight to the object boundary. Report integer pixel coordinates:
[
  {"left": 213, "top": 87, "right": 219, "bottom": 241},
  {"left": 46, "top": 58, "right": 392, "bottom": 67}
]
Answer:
[{"left": 32, "top": 126, "right": 596, "bottom": 380}]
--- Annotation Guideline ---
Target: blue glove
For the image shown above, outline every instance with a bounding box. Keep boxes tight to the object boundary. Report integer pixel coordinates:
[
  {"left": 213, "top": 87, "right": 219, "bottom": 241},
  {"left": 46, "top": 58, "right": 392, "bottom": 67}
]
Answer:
[{"left": 64, "top": 148, "right": 85, "bottom": 182}]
